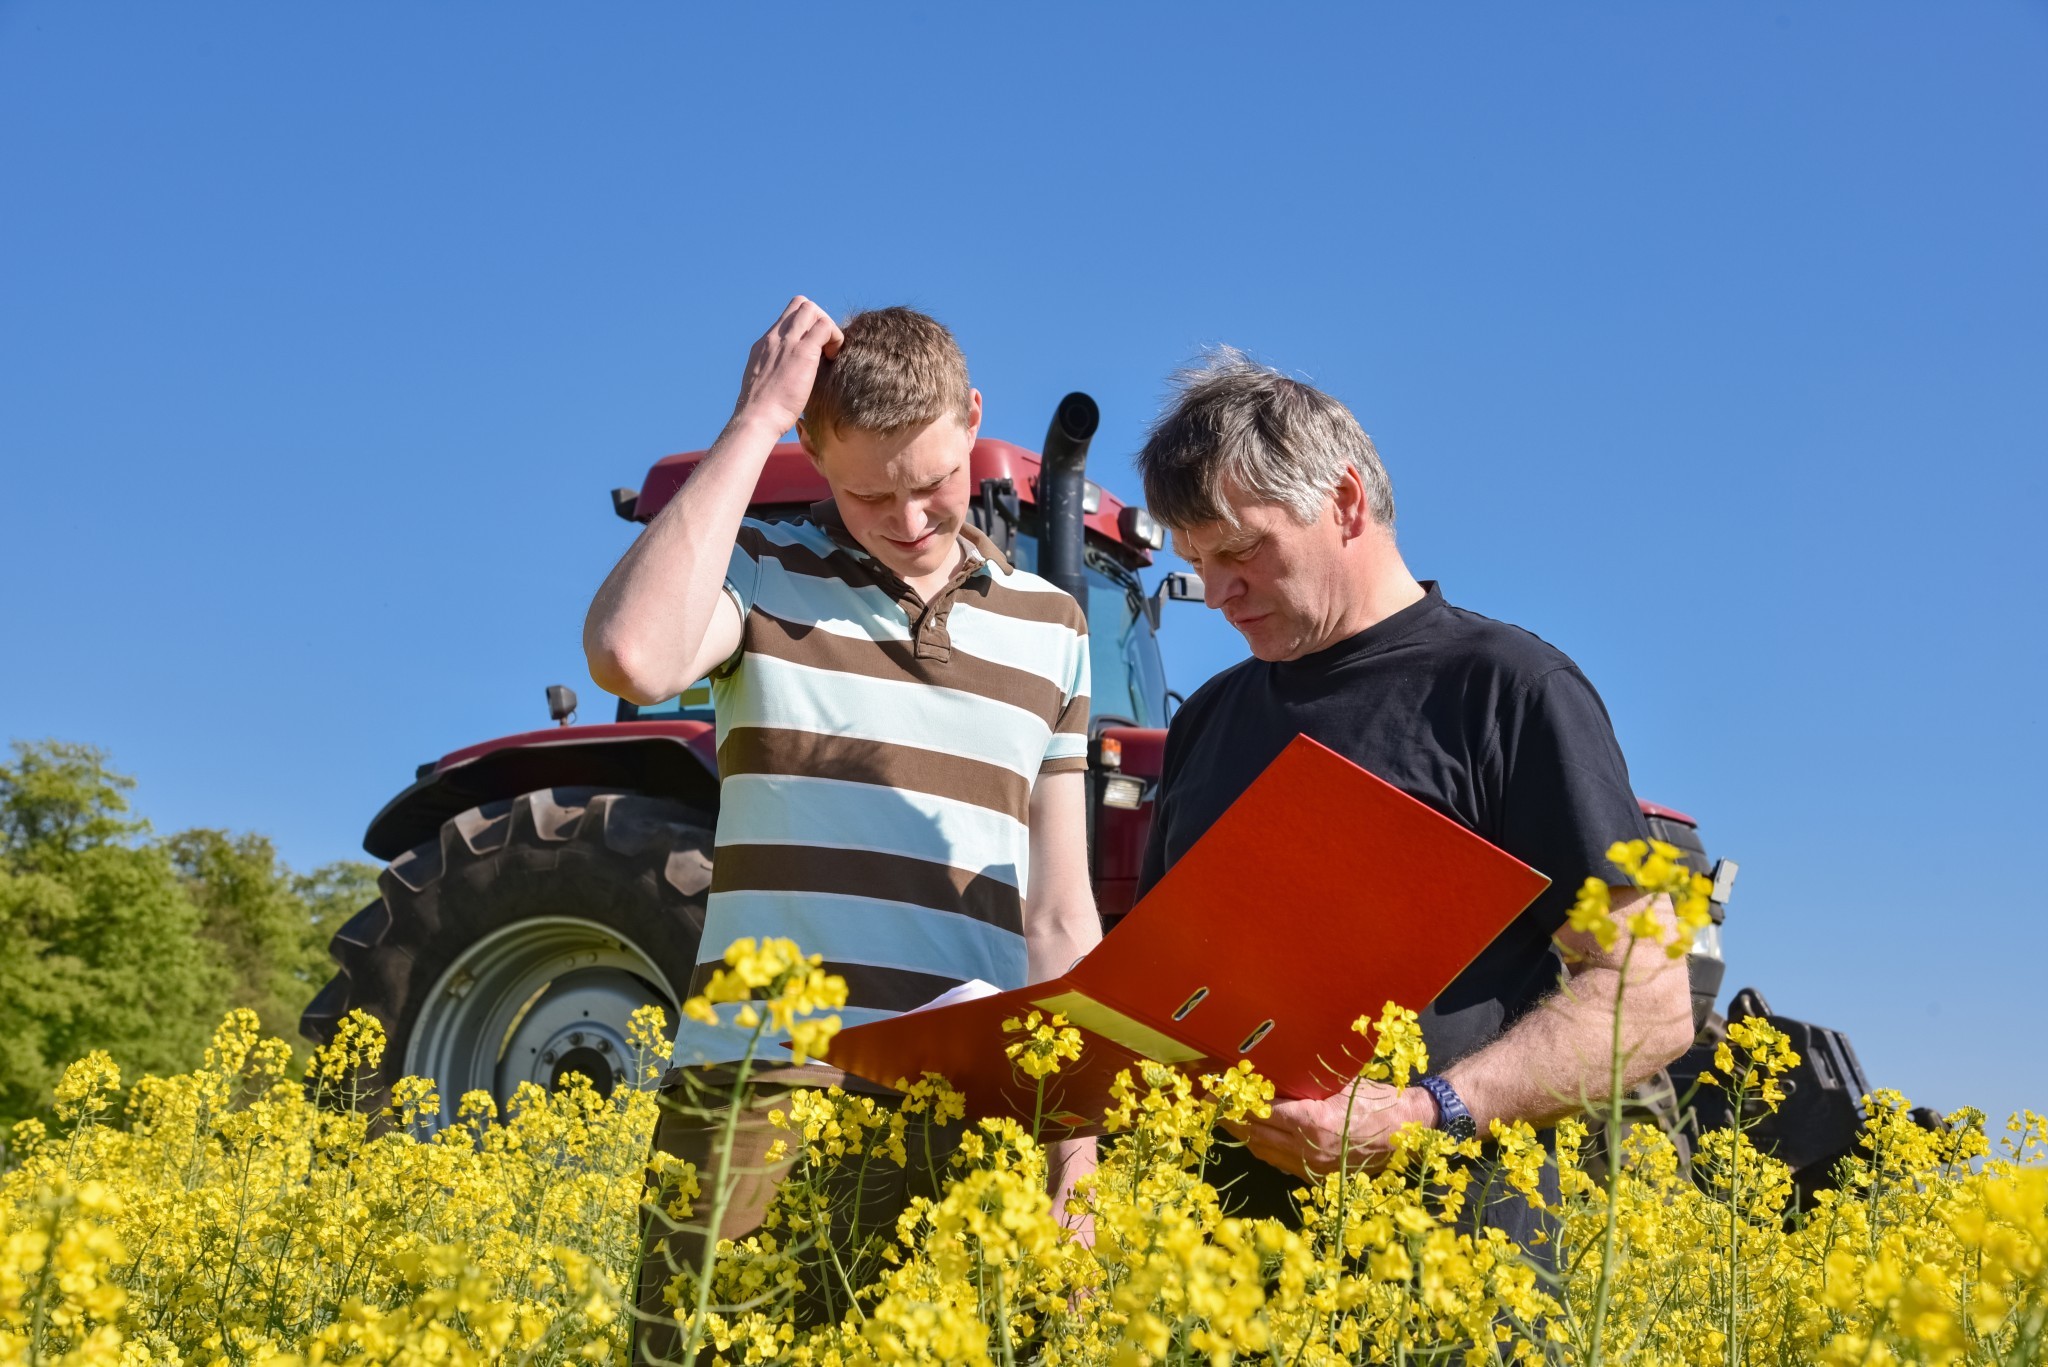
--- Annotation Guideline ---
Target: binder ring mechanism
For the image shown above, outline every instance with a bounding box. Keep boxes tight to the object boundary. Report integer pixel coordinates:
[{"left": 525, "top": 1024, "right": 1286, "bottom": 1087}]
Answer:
[{"left": 1172, "top": 986, "right": 1274, "bottom": 1055}]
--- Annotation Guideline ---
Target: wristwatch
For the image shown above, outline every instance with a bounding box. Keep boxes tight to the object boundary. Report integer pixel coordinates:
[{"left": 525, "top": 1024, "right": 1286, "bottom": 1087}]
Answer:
[{"left": 1415, "top": 1074, "right": 1477, "bottom": 1141}]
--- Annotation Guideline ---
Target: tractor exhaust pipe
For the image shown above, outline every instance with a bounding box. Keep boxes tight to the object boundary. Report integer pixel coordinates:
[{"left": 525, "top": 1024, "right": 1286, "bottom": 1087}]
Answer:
[{"left": 1036, "top": 392, "right": 1099, "bottom": 608}]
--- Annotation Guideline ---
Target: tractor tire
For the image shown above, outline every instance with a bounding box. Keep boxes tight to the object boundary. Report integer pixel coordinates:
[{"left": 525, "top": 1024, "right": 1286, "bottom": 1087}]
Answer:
[{"left": 300, "top": 787, "right": 711, "bottom": 1129}]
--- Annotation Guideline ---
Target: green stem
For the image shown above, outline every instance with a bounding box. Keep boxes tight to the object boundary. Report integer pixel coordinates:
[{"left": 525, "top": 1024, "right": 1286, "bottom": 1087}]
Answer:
[
  {"left": 1584, "top": 932, "right": 1634, "bottom": 1367},
  {"left": 1726, "top": 1076, "right": 1744, "bottom": 1367},
  {"left": 994, "top": 1265, "right": 1018, "bottom": 1367}
]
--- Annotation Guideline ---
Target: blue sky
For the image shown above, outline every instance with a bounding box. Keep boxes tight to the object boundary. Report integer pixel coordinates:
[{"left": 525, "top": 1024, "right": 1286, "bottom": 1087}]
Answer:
[{"left": 5, "top": 5, "right": 2044, "bottom": 1126}]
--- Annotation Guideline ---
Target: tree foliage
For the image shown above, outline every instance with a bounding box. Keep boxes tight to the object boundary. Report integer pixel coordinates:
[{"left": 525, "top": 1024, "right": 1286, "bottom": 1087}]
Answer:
[{"left": 0, "top": 739, "right": 378, "bottom": 1127}]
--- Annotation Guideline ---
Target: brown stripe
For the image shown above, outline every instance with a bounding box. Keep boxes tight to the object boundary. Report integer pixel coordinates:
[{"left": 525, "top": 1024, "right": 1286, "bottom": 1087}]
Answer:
[
  {"left": 1040, "top": 756, "right": 1089, "bottom": 775},
  {"left": 710, "top": 842, "right": 1024, "bottom": 929},
  {"left": 736, "top": 525, "right": 892, "bottom": 595},
  {"left": 744, "top": 610, "right": 1069, "bottom": 723},
  {"left": 964, "top": 575, "right": 1089, "bottom": 631},
  {"left": 820, "top": 961, "right": 970, "bottom": 1015},
  {"left": 1052, "top": 693, "right": 1091, "bottom": 738},
  {"left": 719, "top": 727, "right": 1031, "bottom": 815}
]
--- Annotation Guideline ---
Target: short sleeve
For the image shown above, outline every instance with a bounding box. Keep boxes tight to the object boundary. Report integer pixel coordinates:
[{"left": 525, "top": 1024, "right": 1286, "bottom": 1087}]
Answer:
[
  {"left": 1494, "top": 665, "right": 1654, "bottom": 931},
  {"left": 723, "top": 522, "right": 769, "bottom": 619},
  {"left": 711, "top": 523, "right": 769, "bottom": 679},
  {"left": 1039, "top": 616, "right": 1091, "bottom": 775}
]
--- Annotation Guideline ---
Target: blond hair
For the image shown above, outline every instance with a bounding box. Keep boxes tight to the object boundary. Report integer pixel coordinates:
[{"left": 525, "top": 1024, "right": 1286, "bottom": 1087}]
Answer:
[{"left": 803, "top": 306, "right": 973, "bottom": 444}]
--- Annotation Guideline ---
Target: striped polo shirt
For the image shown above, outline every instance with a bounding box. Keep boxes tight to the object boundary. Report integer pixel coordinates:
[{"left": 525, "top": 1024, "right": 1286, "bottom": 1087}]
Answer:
[{"left": 668, "top": 501, "right": 1091, "bottom": 1067}]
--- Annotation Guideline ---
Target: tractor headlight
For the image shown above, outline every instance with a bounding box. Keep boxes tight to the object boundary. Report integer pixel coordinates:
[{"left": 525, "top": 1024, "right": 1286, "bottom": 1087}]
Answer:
[
  {"left": 1118, "top": 505, "right": 1167, "bottom": 551},
  {"left": 1102, "top": 775, "right": 1147, "bottom": 810}
]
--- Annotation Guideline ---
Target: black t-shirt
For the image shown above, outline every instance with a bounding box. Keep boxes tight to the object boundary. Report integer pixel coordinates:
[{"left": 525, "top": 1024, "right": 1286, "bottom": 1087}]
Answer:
[{"left": 1138, "top": 582, "right": 1651, "bottom": 1073}]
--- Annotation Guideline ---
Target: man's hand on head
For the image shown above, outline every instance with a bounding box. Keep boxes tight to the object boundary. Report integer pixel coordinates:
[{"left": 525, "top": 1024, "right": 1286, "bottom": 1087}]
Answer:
[
  {"left": 733, "top": 295, "right": 844, "bottom": 438},
  {"left": 1222, "top": 1079, "right": 1437, "bottom": 1179}
]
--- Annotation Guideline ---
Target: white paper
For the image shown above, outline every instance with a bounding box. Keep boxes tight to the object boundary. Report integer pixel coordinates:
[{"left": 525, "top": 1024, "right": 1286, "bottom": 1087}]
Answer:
[{"left": 907, "top": 979, "right": 1002, "bottom": 1013}]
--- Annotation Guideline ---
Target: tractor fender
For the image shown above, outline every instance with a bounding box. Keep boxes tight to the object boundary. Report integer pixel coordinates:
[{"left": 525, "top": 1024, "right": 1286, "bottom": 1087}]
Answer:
[{"left": 363, "top": 721, "right": 719, "bottom": 861}]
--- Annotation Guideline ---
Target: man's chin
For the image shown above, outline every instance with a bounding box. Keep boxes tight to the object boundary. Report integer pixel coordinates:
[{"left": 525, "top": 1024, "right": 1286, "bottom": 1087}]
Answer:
[
  {"left": 1238, "top": 623, "right": 1305, "bottom": 663},
  {"left": 869, "top": 530, "right": 956, "bottom": 580}
]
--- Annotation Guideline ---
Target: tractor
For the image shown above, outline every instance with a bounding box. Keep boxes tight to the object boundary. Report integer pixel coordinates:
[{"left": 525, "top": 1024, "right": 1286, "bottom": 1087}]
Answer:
[{"left": 301, "top": 394, "right": 1880, "bottom": 1199}]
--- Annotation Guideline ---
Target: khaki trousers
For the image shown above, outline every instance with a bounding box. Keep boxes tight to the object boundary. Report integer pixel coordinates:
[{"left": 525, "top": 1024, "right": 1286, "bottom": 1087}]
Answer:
[{"left": 631, "top": 1064, "right": 959, "bottom": 1367}]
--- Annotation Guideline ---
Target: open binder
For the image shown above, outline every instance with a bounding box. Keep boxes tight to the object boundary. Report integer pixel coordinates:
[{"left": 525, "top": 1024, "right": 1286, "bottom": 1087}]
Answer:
[{"left": 813, "top": 735, "right": 1550, "bottom": 1134}]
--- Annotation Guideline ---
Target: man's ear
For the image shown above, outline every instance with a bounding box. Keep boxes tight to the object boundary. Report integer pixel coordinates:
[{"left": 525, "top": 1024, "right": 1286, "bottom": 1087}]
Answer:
[
  {"left": 963, "top": 388, "right": 984, "bottom": 441},
  {"left": 797, "top": 418, "right": 823, "bottom": 465},
  {"left": 1332, "top": 465, "right": 1371, "bottom": 541}
]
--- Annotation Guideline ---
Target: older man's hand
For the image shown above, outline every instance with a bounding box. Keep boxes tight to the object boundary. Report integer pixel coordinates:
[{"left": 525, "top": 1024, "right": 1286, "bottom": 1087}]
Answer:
[{"left": 1222, "top": 1079, "right": 1440, "bottom": 1178}]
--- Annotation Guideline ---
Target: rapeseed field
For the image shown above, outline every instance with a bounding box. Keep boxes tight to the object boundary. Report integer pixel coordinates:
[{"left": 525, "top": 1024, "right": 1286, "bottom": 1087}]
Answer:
[{"left": 5, "top": 844, "right": 2045, "bottom": 1365}]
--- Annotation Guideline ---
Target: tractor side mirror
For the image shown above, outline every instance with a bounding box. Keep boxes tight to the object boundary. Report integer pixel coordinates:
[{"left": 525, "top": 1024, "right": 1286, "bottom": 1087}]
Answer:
[
  {"left": 1145, "top": 572, "right": 1206, "bottom": 629},
  {"left": 546, "top": 685, "right": 579, "bottom": 727},
  {"left": 611, "top": 488, "right": 640, "bottom": 522}
]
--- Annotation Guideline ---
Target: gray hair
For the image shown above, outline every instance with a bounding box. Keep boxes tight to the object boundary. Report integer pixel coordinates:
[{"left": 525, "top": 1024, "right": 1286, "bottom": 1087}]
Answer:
[{"left": 1136, "top": 349, "right": 1394, "bottom": 531}]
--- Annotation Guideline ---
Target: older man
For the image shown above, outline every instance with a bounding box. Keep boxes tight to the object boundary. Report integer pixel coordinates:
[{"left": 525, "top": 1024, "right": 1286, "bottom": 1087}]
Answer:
[{"left": 1134, "top": 351, "right": 1696, "bottom": 1247}]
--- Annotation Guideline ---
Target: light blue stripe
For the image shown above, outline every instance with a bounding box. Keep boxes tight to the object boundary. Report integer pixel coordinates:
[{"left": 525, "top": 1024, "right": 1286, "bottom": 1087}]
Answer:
[
  {"left": 1044, "top": 733, "right": 1088, "bottom": 763},
  {"left": 945, "top": 599, "right": 1089, "bottom": 679},
  {"left": 715, "top": 774, "right": 1029, "bottom": 888},
  {"left": 668, "top": 1004, "right": 900, "bottom": 1069},
  {"left": 752, "top": 563, "right": 912, "bottom": 639},
  {"left": 713, "top": 658, "right": 1053, "bottom": 775},
  {"left": 740, "top": 517, "right": 837, "bottom": 554},
  {"left": 699, "top": 890, "right": 1029, "bottom": 982}
]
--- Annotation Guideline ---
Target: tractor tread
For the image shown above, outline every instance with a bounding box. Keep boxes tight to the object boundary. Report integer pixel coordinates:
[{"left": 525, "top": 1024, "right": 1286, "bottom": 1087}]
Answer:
[{"left": 299, "top": 787, "right": 712, "bottom": 1115}]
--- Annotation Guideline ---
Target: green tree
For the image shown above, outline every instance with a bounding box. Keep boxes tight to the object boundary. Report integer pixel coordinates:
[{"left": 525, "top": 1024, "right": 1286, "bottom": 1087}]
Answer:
[
  {"left": 164, "top": 832, "right": 380, "bottom": 1049},
  {"left": 292, "top": 858, "right": 380, "bottom": 986},
  {"left": 0, "top": 740, "right": 381, "bottom": 1127},
  {"left": 0, "top": 741, "right": 220, "bottom": 1125}
]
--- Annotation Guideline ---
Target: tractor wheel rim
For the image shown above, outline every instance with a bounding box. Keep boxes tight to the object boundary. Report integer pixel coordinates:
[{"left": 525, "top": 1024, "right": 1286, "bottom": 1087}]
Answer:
[{"left": 403, "top": 916, "right": 676, "bottom": 1131}]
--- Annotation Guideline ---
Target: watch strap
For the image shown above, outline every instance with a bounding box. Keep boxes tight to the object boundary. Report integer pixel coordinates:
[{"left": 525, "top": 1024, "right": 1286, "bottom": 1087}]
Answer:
[{"left": 1415, "top": 1073, "right": 1477, "bottom": 1141}]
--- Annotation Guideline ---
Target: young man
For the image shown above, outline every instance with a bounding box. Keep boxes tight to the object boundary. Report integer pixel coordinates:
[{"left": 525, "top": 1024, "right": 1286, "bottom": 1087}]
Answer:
[
  {"left": 585, "top": 299, "right": 1101, "bottom": 1352},
  {"left": 1133, "top": 351, "right": 1698, "bottom": 1255}
]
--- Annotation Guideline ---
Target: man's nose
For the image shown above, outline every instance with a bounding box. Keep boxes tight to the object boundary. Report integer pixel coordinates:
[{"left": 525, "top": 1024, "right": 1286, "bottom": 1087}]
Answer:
[{"left": 1203, "top": 571, "right": 1239, "bottom": 610}]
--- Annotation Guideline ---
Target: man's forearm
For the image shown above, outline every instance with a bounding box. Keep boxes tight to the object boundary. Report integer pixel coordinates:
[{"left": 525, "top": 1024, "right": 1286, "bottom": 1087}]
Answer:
[
  {"left": 585, "top": 296, "right": 841, "bottom": 703},
  {"left": 583, "top": 410, "right": 779, "bottom": 703},
  {"left": 1023, "top": 771, "right": 1103, "bottom": 985},
  {"left": 1441, "top": 897, "right": 1698, "bottom": 1133},
  {"left": 1025, "top": 893, "right": 1102, "bottom": 984},
  {"left": 1047, "top": 1133, "right": 1097, "bottom": 1237}
]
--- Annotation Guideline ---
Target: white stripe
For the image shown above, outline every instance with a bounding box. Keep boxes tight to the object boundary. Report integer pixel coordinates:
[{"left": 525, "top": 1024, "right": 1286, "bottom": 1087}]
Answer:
[
  {"left": 713, "top": 657, "right": 1054, "bottom": 774},
  {"left": 985, "top": 564, "right": 1076, "bottom": 600},
  {"left": 699, "top": 891, "right": 1029, "bottom": 981},
  {"left": 944, "top": 602, "right": 1091, "bottom": 681},
  {"left": 752, "top": 565, "right": 913, "bottom": 641},
  {"left": 714, "top": 773, "right": 1029, "bottom": 889}
]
